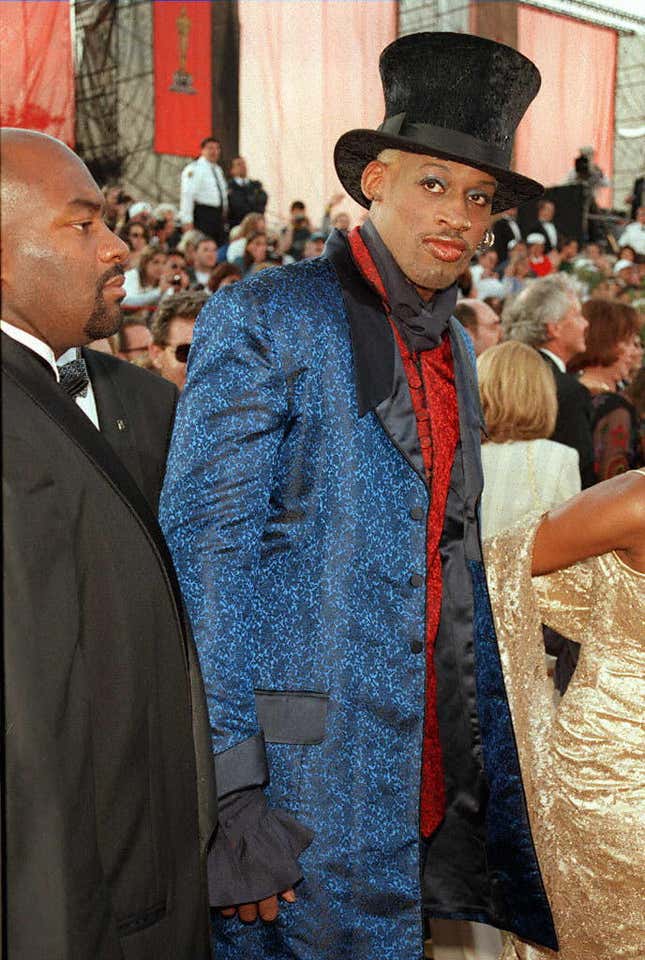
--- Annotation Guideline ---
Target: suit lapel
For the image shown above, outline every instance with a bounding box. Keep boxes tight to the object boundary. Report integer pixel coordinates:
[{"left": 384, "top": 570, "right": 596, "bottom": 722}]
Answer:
[
  {"left": 2, "top": 334, "right": 185, "bottom": 624},
  {"left": 324, "top": 230, "right": 426, "bottom": 485},
  {"left": 449, "top": 319, "right": 486, "bottom": 558},
  {"left": 82, "top": 347, "right": 146, "bottom": 494}
]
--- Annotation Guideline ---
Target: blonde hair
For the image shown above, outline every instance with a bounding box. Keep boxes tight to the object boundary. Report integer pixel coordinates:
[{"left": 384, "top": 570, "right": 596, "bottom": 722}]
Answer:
[{"left": 477, "top": 341, "right": 557, "bottom": 443}]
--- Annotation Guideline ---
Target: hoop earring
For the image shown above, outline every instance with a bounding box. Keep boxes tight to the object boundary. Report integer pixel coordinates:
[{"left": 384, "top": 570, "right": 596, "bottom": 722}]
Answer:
[{"left": 477, "top": 230, "right": 495, "bottom": 252}]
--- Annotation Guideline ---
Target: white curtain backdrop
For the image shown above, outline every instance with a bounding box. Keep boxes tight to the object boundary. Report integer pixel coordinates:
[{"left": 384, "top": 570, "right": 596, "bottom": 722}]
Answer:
[{"left": 238, "top": 0, "right": 397, "bottom": 229}]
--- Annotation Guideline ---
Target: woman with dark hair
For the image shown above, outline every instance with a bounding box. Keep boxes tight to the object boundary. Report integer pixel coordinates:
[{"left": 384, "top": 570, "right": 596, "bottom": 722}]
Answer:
[
  {"left": 122, "top": 245, "right": 168, "bottom": 309},
  {"left": 239, "top": 231, "right": 269, "bottom": 276},
  {"left": 571, "top": 300, "right": 642, "bottom": 479},
  {"left": 119, "top": 221, "right": 150, "bottom": 270},
  {"left": 208, "top": 262, "right": 243, "bottom": 292}
]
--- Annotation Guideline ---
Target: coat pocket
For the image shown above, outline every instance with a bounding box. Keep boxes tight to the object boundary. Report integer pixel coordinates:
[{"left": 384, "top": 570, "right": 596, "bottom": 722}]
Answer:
[{"left": 254, "top": 689, "right": 329, "bottom": 744}]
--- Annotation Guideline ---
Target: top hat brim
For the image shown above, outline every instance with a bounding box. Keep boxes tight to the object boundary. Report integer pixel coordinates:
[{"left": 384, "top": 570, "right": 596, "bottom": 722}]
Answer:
[{"left": 334, "top": 129, "right": 544, "bottom": 214}]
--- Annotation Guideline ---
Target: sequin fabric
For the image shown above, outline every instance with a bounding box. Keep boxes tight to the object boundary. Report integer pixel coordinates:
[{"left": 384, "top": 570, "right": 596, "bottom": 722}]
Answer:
[
  {"left": 347, "top": 226, "right": 459, "bottom": 837},
  {"left": 161, "top": 261, "right": 429, "bottom": 959},
  {"left": 394, "top": 333, "right": 459, "bottom": 838},
  {"left": 160, "top": 253, "right": 556, "bottom": 958},
  {"left": 485, "top": 519, "right": 645, "bottom": 959}
]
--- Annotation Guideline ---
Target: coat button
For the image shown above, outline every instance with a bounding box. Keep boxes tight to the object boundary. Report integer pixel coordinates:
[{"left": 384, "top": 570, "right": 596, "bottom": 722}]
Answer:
[
  {"left": 410, "top": 639, "right": 423, "bottom": 654},
  {"left": 410, "top": 506, "right": 425, "bottom": 521},
  {"left": 409, "top": 573, "right": 424, "bottom": 588}
]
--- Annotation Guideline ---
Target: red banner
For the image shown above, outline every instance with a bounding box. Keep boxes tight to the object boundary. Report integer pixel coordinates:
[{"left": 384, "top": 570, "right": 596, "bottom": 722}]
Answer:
[
  {"left": 153, "top": 1, "right": 212, "bottom": 157},
  {"left": 0, "top": 1, "right": 75, "bottom": 145}
]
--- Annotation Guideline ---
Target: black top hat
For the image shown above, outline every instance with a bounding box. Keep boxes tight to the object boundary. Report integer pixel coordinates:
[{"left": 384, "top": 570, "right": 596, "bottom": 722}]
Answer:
[{"left": 334, "top": 32, "right": 543, "bottom": 213}]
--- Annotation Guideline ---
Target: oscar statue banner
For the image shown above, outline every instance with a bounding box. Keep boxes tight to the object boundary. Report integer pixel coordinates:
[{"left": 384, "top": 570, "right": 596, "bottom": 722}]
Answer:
[{"left": 153, "top": 1, "right": 212, "bottom": 157}]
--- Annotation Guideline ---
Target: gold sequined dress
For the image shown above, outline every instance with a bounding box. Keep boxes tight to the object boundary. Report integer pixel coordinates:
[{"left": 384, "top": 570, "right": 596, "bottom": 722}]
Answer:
[{"left": 484, "top": 517, "right": 645, "bottom": 960}]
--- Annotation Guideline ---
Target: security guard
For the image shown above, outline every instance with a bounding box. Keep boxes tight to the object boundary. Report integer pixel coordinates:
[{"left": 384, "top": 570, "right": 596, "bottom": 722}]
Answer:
[{"left": 180, "top": 135, "right": 228, "bottom": 244}]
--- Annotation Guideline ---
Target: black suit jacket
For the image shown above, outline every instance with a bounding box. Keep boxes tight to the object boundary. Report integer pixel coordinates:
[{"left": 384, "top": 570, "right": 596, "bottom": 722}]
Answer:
[
  {"left": 2, "top": 334, "right": 216, "bottom": 959},
  {"left": 540, "top": 351, "right": 596, "bottom": 488},
  {"left": 492, "top": 216, "right": 521, "bottom": 263},
  {"left": 227, "top": 178, "right": 268, "bottom": 228},
  {"left": 82, "top": 348, "right": 178, "bottom": 512}
]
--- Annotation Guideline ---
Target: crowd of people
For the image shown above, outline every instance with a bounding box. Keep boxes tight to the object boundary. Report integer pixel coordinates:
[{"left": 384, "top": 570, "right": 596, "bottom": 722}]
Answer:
[
  {"left": 94, "top": 143, "right": 644, "bottom": 498},
  {"left": 2, "top": 27, "right": 644, "bottom": 960}
]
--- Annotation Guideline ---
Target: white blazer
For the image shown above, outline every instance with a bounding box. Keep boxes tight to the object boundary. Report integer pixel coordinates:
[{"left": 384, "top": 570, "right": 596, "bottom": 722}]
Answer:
[{"left": 480, "top": 438, "right": 580, "bottom": 541}]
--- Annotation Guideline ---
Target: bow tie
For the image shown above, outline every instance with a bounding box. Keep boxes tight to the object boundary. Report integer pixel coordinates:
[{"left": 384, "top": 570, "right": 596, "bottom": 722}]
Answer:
[{"left": 58, "top": 357, "right": 90, "bottom": 399}]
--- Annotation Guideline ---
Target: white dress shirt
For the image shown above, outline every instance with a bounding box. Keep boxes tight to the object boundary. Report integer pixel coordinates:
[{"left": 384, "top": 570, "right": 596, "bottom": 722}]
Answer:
[
  {"left": 538, "top": 348, "right": 566, "bottom": 373},
  {"left": 180, "top": 155, "right": 228, "bottom": 225},
  {"left": 617, "top": 221, "right": 645, "bottom": 256},
  {"left": 123, "top": 268, "right": 162, "bottom": 308},
  {"left": 1, "top": 320, "right": 100, "bottom": 430},
  {"left": 540, "top": 220, "right": 558, "bottom": 249}
]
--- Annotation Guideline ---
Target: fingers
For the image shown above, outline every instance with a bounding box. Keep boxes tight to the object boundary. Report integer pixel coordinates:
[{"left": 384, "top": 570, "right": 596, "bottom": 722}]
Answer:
[
  {"left": 220, "top": 890, "right": 297, "bottom": 923},
  {"left": 237, "top": 901, "right": 259, "bottom": 924},
  {"left": 258, "top": 895, "right": 279, "bottom": 923}
]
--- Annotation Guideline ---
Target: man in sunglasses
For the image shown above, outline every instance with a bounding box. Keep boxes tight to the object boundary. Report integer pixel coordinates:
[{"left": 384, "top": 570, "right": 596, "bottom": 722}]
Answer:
[{"left": 150, "top": 289, "right": 207, "bottom": 391}]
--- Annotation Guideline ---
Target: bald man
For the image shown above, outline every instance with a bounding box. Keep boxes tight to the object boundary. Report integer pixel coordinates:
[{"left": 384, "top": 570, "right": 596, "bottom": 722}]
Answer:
[
  {"left": 453, "top": 298, "right": 502, "bottom": 356},
  {"left": 1, "top": 129, "right": 215, "bottom": 958}
]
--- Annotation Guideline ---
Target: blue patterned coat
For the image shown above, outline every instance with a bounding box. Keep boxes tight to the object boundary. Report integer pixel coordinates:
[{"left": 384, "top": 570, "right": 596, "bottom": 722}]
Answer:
[{"left": 160, "top": 231, "right": 556, "bottom": 959}]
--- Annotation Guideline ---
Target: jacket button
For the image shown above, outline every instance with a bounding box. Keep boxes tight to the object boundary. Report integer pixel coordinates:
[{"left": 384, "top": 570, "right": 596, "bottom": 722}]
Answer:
[
  {"left": 410, "top": 506, "right": 425, "bottom": 521},
  {"left": 409, "top": 573, "right": 424, "bottom": 588},
  {"left": 410, "top": 639, "right": 423, "bottom": 654}
]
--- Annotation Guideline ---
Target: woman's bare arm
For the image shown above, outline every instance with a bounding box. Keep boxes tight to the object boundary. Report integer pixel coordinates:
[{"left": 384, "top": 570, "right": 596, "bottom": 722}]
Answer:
[{"left": 532, "top": 471, "right": 645, "bottom": 576}]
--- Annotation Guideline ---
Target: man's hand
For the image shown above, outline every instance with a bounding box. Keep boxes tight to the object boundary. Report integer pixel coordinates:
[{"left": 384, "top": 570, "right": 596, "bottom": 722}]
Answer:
[
  {"left": 182, "top": 222, "right": 194, "bottom": 233},
  {"left": 220, "top": 888, "right": 296, "bottom": 924}
]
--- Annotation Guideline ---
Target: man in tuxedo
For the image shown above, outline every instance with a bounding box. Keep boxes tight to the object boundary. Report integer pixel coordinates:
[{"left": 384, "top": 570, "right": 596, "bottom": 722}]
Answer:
[
  {"left": 504, "top": 271, "right": 595, "bottom": 488},
  {"left": 1, "top": 128, "right": 216, "bottom": 958},
  {"left": 527, "top": 198, "right": 558, "bottom": 253},
  {"left": 492, "top": 206, "right": 522, "bottom": 263},
  {"left": 227, "top": 155, "right": 268, "bottom": 228},
  {"left": 74, "top": 345, "right": 179, "bottom": 511}
]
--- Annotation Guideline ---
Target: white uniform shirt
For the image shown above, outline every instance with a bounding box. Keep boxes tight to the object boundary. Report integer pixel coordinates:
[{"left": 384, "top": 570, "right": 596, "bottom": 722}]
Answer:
[
  {"left": 617, "top": 221, "right": 645, "bottom": 256},
  {"left": 180, "top": 155, "right": 228, "bottom": 225},
  {"left": 539, "top": 219, "right": 558, "bottom": 249}
]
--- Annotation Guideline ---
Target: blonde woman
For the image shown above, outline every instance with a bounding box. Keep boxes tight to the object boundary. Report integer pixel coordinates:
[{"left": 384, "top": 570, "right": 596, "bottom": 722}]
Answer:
[{"left": 478, "top": 341, "right": 580, "bottom": 539}]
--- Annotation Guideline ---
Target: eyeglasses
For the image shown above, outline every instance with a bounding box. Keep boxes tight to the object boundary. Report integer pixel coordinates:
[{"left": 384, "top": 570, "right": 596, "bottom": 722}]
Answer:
[
  {"left": 130, "top": 231, "right": 145, "bottom": 239},
  {"left": 165, "top": 342, "right": 191, "bottom": 363}
]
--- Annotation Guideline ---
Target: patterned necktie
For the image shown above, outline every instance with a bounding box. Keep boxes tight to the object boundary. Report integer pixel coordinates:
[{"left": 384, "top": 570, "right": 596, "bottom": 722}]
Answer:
[{"left": 58, "top": 357, "right": 90, "bottom": 399}]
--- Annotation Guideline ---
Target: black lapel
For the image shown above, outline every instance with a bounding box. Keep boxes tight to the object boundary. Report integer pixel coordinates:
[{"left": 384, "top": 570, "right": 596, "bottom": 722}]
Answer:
[
  {"left": 2, "top": 334, "right": 186, "bottom": 627},
  {"left": 82, "top": 347, "right": 145, "bottom": 494},
  {"left": 448, "top": 318, "right": 485, "bottom": 507},
  {"left": 324, "top": 229, "right": 426, "bottom": 485}
]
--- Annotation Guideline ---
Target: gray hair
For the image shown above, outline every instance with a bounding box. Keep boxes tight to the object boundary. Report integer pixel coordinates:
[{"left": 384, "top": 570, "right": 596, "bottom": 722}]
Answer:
[{"left": 503, "top": 273, "right": 578, "bottom": 347}]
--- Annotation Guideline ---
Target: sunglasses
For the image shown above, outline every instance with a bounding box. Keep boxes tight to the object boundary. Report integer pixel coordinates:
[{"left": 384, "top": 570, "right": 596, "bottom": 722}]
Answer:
[{"left": 166, "top": 342, "right": 191, "bottom": 363}]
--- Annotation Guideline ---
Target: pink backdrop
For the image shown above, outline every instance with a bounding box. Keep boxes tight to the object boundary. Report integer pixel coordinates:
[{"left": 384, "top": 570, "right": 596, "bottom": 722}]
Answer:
[
  {"left": 515, "top": 7, "right": 616, "bottom": 207},
  {"left": 238, "top": 1, "right": 397, "bottom": 228},
  {"left": 0, "top": 0, "right": 75, "bottom": 146}
]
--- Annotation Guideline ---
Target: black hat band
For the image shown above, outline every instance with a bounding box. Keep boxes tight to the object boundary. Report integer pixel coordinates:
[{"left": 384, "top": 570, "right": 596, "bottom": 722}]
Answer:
[{"left": 378, "top": 112, "right": 511, "bottom": 170}]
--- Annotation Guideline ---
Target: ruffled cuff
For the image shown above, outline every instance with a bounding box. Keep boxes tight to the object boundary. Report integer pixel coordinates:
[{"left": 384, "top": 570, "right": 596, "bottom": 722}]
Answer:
[{"left": 207, "top": 787, "right": 314, "bottom": 907}]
